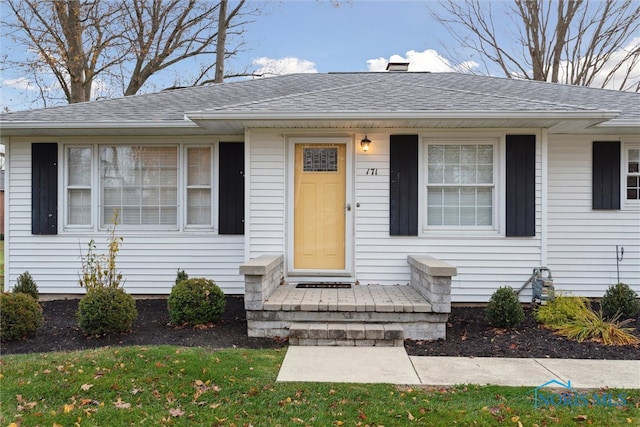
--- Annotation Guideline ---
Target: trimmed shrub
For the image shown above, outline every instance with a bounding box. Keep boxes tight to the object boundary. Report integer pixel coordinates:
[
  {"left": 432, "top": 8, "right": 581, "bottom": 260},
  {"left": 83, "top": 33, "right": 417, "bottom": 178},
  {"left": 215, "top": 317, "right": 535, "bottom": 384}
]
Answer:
[
  {"left": 168, "top": 278, "right": 226, "bottom": 326},
  {"left": 534, "top": 295, "right": 590, "bottom": 329},
  {"left": 13, "top": 271, "right": 39, "bottom": 300},
  {"left": 601, "top": 283, "right": 640, "bottom": 320},
  {"left": 486, "top": 286, "right": 525, "bottom": 328},
  {"left": 1, "top": 292, "right": 44, "bottom": 341},
  {"left": 77, "top": 287, "right": 137, "bottom": 336}
]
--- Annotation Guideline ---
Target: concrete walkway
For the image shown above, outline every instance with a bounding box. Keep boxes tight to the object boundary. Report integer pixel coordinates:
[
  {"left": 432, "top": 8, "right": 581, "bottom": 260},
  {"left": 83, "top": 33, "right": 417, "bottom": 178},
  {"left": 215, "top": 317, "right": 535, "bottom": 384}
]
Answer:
[{"left": 277, "top": 346, "right": 640, "bottom": 389}]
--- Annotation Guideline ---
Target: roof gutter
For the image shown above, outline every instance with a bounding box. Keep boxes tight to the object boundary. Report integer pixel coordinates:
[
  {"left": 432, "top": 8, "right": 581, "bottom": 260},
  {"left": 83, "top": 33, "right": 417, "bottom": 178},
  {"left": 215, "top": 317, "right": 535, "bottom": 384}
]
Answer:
[
  {"left": 186, "top": 110, "right": 621, "bottom": 121},
  {"left": 0, "top": 120, "right": 199, "bottom": 130}
]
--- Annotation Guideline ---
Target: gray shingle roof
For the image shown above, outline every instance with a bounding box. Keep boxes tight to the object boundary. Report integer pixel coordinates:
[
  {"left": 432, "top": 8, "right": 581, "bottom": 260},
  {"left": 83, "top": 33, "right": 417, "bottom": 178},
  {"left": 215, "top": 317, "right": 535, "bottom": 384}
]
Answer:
[{"left": 1, "top": 72, "right": 638, "bottom": 132}]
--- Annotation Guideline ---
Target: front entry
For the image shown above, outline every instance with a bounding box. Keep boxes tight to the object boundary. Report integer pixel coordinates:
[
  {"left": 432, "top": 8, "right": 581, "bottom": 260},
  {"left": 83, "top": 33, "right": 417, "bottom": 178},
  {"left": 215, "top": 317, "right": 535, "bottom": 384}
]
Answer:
[{"left": 294, "top": 143, "right": 346, "bottom": 270}]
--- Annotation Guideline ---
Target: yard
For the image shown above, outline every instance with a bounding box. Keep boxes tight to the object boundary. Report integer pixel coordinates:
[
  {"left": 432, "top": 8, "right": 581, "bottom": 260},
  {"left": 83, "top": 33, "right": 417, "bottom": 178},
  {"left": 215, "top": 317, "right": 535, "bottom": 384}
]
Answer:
[{"left": 1, "top": 346, "right": 638, "bottom": 426}]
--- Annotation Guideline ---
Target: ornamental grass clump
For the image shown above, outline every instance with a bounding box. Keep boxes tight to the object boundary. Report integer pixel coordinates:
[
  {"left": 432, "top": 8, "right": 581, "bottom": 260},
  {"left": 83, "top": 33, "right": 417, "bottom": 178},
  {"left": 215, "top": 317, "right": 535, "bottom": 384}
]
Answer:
[
  {"left": 12, "top": 271, "right": 39, "bottom": 300},
  {"left": 555, "top": 309, "right": 639, "bottom": 346},
  {"left": 76, "top": 213, "right": 137, "bottom": 336},
  {"left": 485, "top": 286, "right": 525, "bottom": 328},
  {"left": 168, "top": 277, "right": 226, "bottom": 326},
  {"left": 0, "top": 292, "right": 44, "bottom": 341},
  {"left": 534, "top": 295, "right": 590, "bottom": 328},
  {"left": 535, "top": 293, "right": 638, "bottom": 346},
  {"left": 601, "top": 283, "right": 640, "bottom": 321}
]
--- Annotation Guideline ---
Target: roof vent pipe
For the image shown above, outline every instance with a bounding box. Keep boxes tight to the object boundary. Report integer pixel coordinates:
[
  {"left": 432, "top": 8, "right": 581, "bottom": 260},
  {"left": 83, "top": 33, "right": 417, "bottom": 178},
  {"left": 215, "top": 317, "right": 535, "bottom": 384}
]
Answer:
[{"left": 386, "top": 62, "right": 409, "bottom": 72}]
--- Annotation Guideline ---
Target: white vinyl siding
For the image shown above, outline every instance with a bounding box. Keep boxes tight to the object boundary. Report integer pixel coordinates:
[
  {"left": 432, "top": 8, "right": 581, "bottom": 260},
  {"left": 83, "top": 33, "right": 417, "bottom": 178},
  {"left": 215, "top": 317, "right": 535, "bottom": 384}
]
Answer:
[
  {"left": 5, "top": 138, "right": 245, "bottom": 295},
  {"left": 247, "top": 130, "right": 286, "bottom": 258},
  {"left": 546, "top": 136, "right": 640, "bottom": 296},
  {"left": 354, "top": 131, "right": 542, "bottom": 302}
]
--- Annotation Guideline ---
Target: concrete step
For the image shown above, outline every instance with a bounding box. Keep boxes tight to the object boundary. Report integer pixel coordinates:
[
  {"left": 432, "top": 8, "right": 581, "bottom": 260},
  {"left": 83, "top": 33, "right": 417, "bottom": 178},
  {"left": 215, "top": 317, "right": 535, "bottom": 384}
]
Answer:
[{"left": 288, "top": 322, "right": 404, "bottom": 347}]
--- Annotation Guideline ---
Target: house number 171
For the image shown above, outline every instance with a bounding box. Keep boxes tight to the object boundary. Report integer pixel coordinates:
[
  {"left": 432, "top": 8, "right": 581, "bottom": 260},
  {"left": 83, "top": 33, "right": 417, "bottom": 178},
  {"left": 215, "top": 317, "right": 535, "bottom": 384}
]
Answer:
[{"left": 366, "top": 168, "right": 378, "bottom": 175}]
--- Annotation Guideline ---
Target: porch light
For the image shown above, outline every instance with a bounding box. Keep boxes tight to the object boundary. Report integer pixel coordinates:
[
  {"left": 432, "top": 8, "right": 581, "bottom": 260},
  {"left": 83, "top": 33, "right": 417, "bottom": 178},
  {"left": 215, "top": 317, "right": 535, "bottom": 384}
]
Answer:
[{"left": 360, "top": 136, "right": 371, "bottom": 152}]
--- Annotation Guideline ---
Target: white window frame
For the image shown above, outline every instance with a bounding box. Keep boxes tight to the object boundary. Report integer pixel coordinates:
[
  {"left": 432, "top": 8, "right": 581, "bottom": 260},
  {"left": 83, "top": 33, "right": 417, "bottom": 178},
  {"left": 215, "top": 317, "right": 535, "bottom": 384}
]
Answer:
[
  {"left": 622, "top": 142, "right": 640, "bottom": 210},
  {"left": 422, "top": 136, "right": 501, "bottom": 235},
  {"left": 183, "top": 144, "right": 217, "bottom": 230},
  {"left": 62, "top": 139, "right": 218, "bottom": 232},
  {"left": 64, "top": 145, "right": 94, "bottom": 229}
]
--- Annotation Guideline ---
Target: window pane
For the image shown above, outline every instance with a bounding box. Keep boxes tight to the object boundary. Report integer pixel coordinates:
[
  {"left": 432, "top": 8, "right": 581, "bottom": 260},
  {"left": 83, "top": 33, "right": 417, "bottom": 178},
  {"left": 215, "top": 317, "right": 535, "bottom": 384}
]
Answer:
[
  {"left": 629, "top": 148, "right": 639, "bottom": 169},
  {"left": 188, "top": 189, "right": 212, "bottom": 224},
  {"left": 477, "top": 206, "right": 492, "bottom": 225},
  {"left": 68, "top": 189, "right": 91, "bottom": 225},
  {"left": 443, "top": 206, "right": 459, "bottom": 225},
  {"left": 427, "top": 187, "right": 443, "bottom": 205},
  {"left": 427, "top": 206, "right": 443, "bottom": 225},
  {"left": 188, "top": 147, "right": 212, "bottom": 185},
  {"left": 428, "top": 164, "right": 443, "bottom": 183},
  {"left": 428, "top": 145, "right": 443, "bottom": 164},
  {"left": 101, "top": 146, "right": 177, "bottom": 226},
  {"left": 68, "top": 147, "right": 92, "bottom": 186},
  {"left": 444, "top": 165, "right": 460, "bottom": 184}
]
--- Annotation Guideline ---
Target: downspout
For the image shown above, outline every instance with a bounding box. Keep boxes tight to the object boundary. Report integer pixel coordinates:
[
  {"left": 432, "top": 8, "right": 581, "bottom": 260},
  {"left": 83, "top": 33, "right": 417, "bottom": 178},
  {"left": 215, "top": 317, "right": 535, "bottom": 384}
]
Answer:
[{"left": 540, "top": 129, "right": 548, "bottom": 267}]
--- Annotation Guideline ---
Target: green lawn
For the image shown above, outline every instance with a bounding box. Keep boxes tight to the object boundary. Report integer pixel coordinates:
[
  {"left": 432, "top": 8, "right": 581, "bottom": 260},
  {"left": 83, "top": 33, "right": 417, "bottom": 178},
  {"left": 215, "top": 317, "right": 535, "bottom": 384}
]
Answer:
[{"left": 1, "top": 346, "right": 638, "bottom": 426}]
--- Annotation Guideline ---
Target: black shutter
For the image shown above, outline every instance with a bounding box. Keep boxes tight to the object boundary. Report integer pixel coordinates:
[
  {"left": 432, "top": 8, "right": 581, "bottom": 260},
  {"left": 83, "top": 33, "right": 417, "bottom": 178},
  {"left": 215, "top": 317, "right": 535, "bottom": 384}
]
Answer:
[
  {"left": 218, "top": 142, "right": 244, "bottom": 234},
  {"left": 506, "top": 135, "right": 536, "bottom": 237},
  {"left": 32, "top": 142, "right": 58, "bottom": 235},
  {"left": 592, "top": 141, "right": 620, "bottom": 210},
  {"left": 389, "top": 135, "right": 418, "bottom": 236}
]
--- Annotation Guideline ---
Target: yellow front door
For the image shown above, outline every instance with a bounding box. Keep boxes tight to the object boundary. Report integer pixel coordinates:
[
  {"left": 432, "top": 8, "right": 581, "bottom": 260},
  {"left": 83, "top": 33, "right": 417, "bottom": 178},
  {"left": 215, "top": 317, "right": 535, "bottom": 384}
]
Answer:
[{"left": 294, "top": 143, "right": 346, "bottom": 270}]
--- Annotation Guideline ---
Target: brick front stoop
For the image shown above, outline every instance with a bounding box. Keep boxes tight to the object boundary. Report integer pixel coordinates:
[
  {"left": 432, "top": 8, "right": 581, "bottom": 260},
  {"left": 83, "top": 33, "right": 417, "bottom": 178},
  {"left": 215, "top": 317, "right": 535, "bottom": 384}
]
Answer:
[{"left": 240, "top": 254, "right": 456, "bottom": 346}]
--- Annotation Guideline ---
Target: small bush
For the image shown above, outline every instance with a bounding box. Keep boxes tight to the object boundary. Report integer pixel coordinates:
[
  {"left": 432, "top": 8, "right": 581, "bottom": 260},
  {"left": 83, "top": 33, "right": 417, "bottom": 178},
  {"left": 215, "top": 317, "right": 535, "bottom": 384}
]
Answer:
[
  {"left": 168, "top": 278, "right": 226, "bottom": 326},
  {"left": 486, "top": 286, "right": 525, "bottom": 328},
  {"left": 555, "top": 309, "right": 639, "bottom": 346},
  {"left": 601, "top": 283, "right": 640, "bottom": 320},
  {"left": 534, "top": 295, "right": 590, "bottom": 328},
  {"left": 13, "top": 271, "right": 39, "bottom": 300},
  {"left": 176, "top": 268, "right": 188, "bottom": 284},
  {"left": 77, "top": 287, "right": 137, "bottom": 336},
  {"left": 0, "top": 292, "right": 44, "bottom": 341}
]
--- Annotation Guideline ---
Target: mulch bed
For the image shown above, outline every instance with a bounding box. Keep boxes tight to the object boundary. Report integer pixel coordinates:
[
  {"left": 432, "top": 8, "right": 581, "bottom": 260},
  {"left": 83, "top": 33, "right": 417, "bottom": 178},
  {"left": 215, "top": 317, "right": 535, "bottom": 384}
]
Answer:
[{"left": 2, "top": 297, "right": 639, "bottom": 360}]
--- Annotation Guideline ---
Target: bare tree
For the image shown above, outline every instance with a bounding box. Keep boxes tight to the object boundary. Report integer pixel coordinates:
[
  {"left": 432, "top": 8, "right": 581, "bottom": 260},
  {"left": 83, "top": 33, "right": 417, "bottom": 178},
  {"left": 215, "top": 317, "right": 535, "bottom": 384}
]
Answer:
[
  {"left": 431, "top": 0, "right": 640, "bottom": 91},
  {"left": 4, "top": 0, "right": 125, "bottom": 104},
  {"left": 2, "top": 0, "right": 256, "bottom": 106}
]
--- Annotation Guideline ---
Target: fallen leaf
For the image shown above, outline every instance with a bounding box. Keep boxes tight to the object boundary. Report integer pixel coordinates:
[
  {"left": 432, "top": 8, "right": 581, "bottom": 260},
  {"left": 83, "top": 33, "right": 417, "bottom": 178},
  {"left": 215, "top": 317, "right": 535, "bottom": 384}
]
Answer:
[
  {"left": 169, "top": 407, "right": 185, "bottom": 417},
  {"left": 64, "top": 403, "right": 75, "bottom": 413},
  {"left": 407, "top": 410, "right": 415, "bottom": 421},
  {"left": 81, "top": 383, "right": 94, "bottom": 391},
  {"left": 114, "top": 398, "right": 131, "bottom": 409},
  {"left": 291, "top": 417, "right": 304, "bottom": 423},
  {"left": 574, "top": 415, "right": 588, "bottom": 422}
]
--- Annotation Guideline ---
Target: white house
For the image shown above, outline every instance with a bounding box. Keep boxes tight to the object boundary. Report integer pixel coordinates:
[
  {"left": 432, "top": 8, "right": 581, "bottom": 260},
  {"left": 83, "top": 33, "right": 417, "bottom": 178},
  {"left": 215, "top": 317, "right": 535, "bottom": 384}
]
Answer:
[{"left": 1, "top": 70, "right": 639, "bottom": 307}]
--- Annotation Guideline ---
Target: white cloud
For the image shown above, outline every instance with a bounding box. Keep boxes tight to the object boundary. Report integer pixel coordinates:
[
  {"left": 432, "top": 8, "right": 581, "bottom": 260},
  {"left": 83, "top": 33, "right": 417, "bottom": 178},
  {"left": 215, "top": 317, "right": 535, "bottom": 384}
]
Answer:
[
  {"left": 2, "top": 77, "right": 37, "bottom": 91},
  {"left": 367, "top": 49, "right": 478, "bottom": 73},
  {"left": 578, "top": 36, "right": 640, "bottom": 91},
  {"left": 253, "top": 57, "right": 318, "bottom": 77}
]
